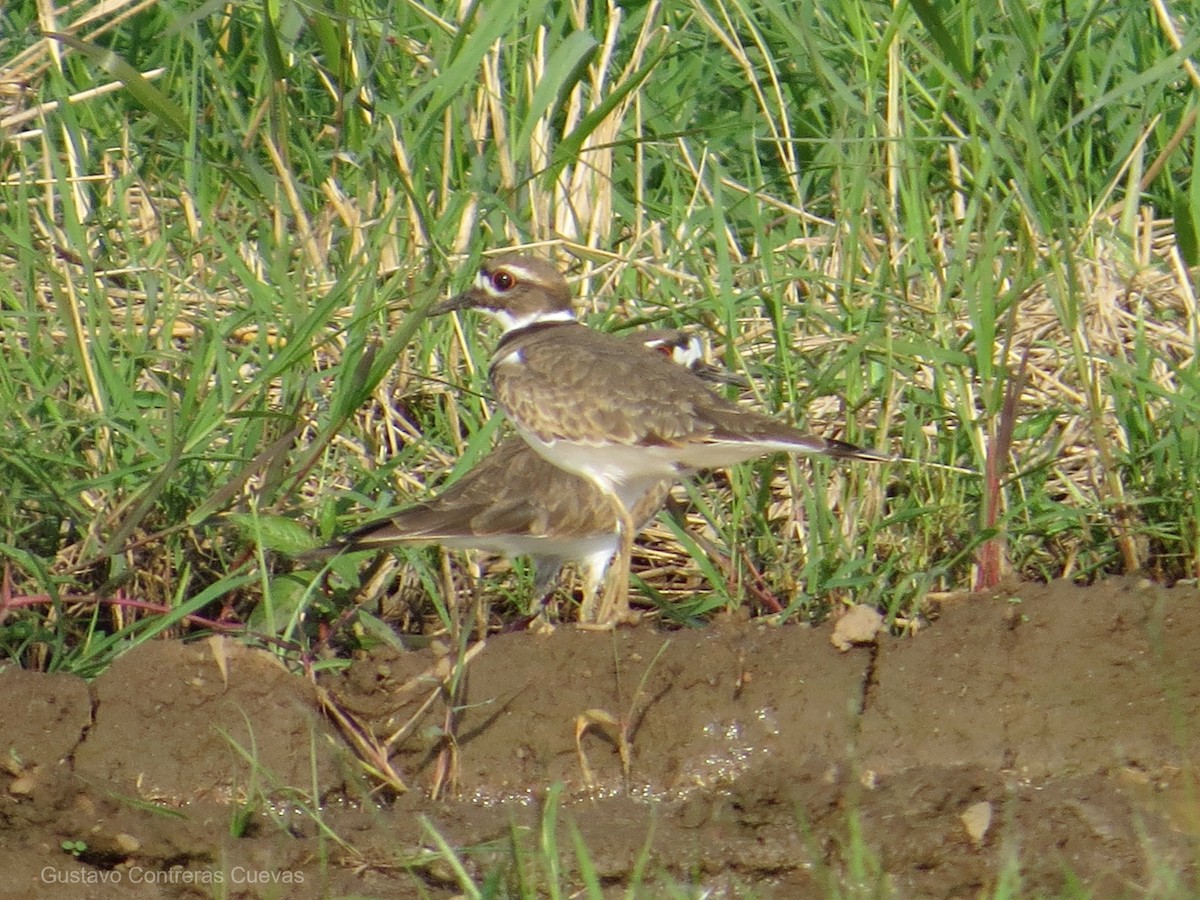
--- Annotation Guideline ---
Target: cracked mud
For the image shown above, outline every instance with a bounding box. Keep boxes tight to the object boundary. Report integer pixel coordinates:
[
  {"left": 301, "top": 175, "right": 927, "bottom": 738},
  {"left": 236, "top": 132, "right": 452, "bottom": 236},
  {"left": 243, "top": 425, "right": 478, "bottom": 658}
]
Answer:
[{"left": 2, "top": 578, "right": 1198, "bottom": 898}]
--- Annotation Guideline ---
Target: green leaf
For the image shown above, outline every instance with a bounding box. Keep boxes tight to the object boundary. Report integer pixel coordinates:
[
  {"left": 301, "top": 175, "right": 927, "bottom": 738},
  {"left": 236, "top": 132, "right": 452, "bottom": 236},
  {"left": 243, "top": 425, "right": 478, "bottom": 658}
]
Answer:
[
  {"left": 260, "top": 0, "right": 289, "bottom": 81},
  {"left": 227, "top": 513, "right": 316, "bottom": 555},
  {"left": 906, "top": 0, "right": 973, "bottom": 82},
  {"left": 45, "top": 32, "right": 189, "bottom": 136},
  {"left": 544, "top": 42, "right": 666, "bottom": 183},
  {"left": 513, "top": 30, "right": 599, "bottom": 159}
]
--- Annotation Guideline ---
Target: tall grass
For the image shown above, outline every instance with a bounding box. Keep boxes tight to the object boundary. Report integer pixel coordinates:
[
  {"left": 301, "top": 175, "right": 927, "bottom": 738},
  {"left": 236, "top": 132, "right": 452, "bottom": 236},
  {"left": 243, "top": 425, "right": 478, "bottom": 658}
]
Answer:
[{"left": 0, "top": 0, "right": 1196, "bottom": 669}]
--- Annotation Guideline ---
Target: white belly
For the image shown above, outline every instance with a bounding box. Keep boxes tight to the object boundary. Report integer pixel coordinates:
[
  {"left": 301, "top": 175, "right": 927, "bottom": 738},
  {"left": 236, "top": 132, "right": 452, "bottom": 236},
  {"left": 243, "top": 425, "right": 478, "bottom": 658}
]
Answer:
[
  {"left": 514, "top": 428, "right": 682, "bottom": 509},
  {"left": 437, "top": 531, "right": 618, "bottom": 562}
]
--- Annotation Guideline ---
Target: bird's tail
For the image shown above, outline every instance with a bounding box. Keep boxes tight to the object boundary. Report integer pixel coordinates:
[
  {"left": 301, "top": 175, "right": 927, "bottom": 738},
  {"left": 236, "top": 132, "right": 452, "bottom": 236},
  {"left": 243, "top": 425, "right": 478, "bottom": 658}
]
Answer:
[{"left": 821, "top": 438, "right": 895, "bottom": 463}]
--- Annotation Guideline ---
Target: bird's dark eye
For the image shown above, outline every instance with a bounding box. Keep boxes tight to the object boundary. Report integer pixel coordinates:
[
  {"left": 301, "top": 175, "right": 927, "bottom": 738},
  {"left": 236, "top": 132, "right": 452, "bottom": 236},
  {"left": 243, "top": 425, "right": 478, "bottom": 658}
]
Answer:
[{"left": 491, "top": 269, "right": 516, "bottom": 291}]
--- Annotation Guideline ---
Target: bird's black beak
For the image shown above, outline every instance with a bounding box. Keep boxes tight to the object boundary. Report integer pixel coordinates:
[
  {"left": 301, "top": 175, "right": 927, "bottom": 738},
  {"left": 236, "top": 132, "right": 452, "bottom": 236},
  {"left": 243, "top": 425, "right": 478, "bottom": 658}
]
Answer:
[
  {"left": 429, "top": 291, "right": 477, "bottom": 316},
  {"left": 694, "top": 361, "right": 751, "bottom": 388}
]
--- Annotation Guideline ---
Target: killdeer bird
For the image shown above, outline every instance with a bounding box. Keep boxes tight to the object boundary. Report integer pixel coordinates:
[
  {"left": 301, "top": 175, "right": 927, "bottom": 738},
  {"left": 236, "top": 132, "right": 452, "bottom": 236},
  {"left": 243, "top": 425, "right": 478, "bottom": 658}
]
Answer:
[
  {"left": 308, "top": 331, "right": 742, "bottom": 625},
  {"left": 432, "top": 253, "right": 892, "bottom": 621}
]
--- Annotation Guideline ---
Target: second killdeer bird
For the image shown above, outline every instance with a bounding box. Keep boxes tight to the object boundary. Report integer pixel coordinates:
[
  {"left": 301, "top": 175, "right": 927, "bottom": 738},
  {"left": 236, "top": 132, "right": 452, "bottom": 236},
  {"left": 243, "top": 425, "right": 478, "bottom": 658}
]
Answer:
[
  {"left": 432, "top": 253, "right": 892, "bottom": 620},
  {"left": 308, "top": 331, "right": 742, "bottom": 625}
]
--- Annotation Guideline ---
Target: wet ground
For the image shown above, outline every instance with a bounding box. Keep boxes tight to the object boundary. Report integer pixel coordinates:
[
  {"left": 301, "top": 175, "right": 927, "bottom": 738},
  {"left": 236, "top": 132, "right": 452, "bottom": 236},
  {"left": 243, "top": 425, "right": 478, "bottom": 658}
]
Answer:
[{"left": 2, "top": 578, "right": 1198, "bottom": 898}]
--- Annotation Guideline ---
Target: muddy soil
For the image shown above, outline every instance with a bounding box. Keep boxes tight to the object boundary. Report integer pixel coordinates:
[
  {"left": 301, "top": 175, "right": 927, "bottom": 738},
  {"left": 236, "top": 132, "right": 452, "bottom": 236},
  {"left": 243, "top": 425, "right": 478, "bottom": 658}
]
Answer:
[{"left": 2, "top": 578, "right": 1198, "bottom": 899}]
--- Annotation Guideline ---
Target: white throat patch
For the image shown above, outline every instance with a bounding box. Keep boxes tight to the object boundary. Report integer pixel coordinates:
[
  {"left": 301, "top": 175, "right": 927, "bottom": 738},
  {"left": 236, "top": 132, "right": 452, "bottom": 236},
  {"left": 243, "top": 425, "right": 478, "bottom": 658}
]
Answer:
[{"left": 492, "top": 308, "right": 575, "bottom": 333}]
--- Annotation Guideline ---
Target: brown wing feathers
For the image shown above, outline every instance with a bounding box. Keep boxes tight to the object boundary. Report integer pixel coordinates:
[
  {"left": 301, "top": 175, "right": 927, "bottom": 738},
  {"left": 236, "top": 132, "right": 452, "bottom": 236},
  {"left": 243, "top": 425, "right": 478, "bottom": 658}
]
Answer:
[{"left": 490, "top": 320, "right": 886, "bottom": 460}]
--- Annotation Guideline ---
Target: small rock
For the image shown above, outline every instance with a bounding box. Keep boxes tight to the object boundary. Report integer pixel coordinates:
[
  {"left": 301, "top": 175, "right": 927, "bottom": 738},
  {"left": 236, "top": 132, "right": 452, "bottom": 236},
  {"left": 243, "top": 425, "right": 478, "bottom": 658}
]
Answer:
[
  {"left": 8, "top": 774, "right": 37, "bottom": 796},
  {"left": 960, "top": 800, "right": 992, "bottom": 846},
  {"left": 830, "top": 604, "right": 884, "bottom": 651}
]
